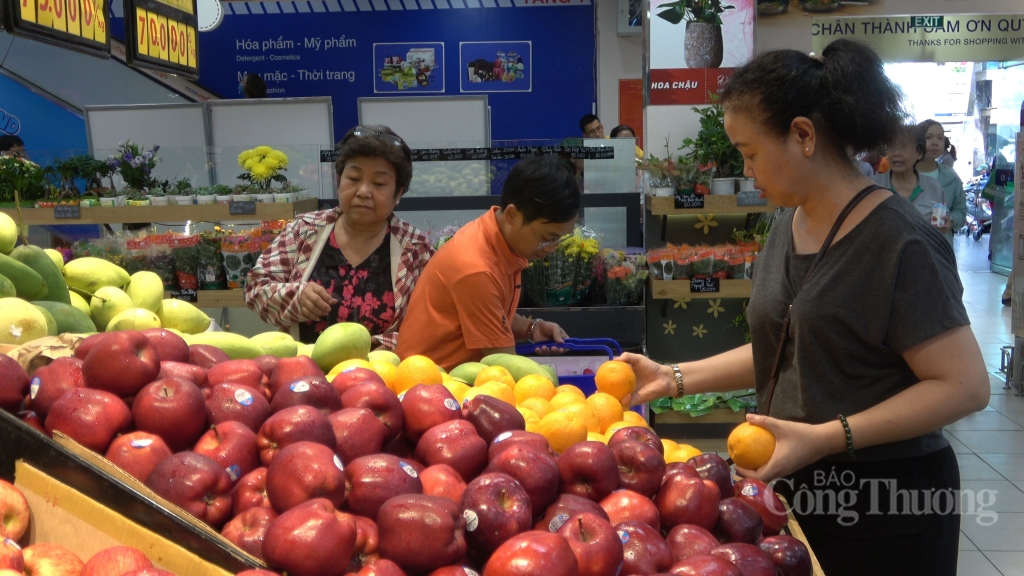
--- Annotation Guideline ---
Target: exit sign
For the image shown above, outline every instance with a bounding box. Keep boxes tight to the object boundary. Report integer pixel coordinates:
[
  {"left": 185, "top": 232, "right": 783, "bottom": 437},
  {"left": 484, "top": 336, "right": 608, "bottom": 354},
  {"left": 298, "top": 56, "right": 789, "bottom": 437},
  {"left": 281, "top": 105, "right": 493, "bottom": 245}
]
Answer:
[{"left": 911, "top": 15, "right": 944, "bottom": 28}]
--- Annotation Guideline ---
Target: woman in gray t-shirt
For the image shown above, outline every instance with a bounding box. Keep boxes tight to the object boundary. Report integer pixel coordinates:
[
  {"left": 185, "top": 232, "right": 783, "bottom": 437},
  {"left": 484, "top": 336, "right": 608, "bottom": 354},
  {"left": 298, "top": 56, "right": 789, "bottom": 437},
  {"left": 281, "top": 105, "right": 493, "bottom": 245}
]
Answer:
[{"left": 618, "top": 40, "right": 989, "bottom": 576}]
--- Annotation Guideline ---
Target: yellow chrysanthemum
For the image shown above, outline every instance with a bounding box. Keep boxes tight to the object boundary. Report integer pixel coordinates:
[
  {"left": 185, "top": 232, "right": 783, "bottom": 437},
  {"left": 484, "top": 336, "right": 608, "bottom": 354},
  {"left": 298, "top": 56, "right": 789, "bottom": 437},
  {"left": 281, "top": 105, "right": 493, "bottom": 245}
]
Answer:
[
  {"left": 253, "top": 145, "right": 273, "bottom": 156},
  {"left": 243, "top": 157, "right": 260, "bottom": 170},
  {"left": 268, "top": 150, "right": 289, "bottom": 167},
  {"left": 250, "top": 163, "right": 272, "bottom": 181},
  {"left": 237, "top": 149, "right": 254, "bottom": 167},
  {"left": 260, "top": 157, "right": 280, "bottom": 171}
]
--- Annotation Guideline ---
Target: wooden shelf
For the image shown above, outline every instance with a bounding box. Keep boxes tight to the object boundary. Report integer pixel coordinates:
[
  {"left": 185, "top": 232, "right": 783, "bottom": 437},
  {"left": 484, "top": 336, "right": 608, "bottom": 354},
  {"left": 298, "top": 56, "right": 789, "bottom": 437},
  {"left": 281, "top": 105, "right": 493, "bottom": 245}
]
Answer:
[
  {"left": 0, "top": 198, "right": 319, "bottom": 225},
  {"left": 165, "top": 290, "right": 248, "bottom": 308},
  {"left": 646, "top": 194, "right": 776, "bottom": 215},
  {"left": 649, "top": 278, "right": 752, "bottom": 299},
  {"left": 653, "top": 408, "right": 748, "bottom": 425}
]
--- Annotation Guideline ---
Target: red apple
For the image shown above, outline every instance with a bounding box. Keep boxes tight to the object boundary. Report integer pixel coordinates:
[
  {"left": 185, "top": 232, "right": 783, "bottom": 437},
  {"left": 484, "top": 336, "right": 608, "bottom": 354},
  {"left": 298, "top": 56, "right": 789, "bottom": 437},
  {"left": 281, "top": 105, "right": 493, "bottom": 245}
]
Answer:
[
  {"left": 708, "top": 543, "right": 776, "bottom": 576},
  {"left": 344, "top": 454, "right": 423, "bottom": 519},
  {"left": 25, "top": 357, "right": 85, "bottom": 419},
  {"left": 194, "top": 421, "right": 261, "bottom": 482},
  {"left": 341, "top": 383, "right": 404, "bottom": 442},
  {"left": 0, "top": 538, "right": 24, "bottom": 571},
  {"left": 256, "top": 405, "right": 336, "bottom": 466},
  {"left": 664, "top": 462, "right": 702, "bottom": 484},
  {"left": 656, "top": 473, "right": 721, "bottom": 532},
  {"left": 459, "top": 473, "right": 532, "bottom": 556},
  {"left": 670, "top": 553, "right": 742, "bottom": 576},
  {"left": 757, "top": 535, "right": 812, "bottom": 576},
  {"left": 461, "top": 395, "right": 525, "bottom": 445},
  {"left": 377, "top": 494, "right": 468, "bottom": 574},
  {"left": 158, "top": 361, "right": 208, "bottom": 389},
  {"left": 269, "top": 377, "right": 341, "bottom": 415},
  {"left": 232, "top": 467, "right": 271, "bottom": 516},
  {"left": 381, "top": 432, "right": 416, "bottom": 459},
  {"left": 268, "top": 356, "right": 324, "bottom": 397},
  {"left": 0, "top": 480, "right": 28, "bottom": 541},
  {"left": 22, "top": 543, "right": 85, "bottom": 576},
  {"left": 421, "top": 464, "right": 467, "bottom": 504},
  {"left": 607, "top": 426, "right": 664, "bottom": 454},
  {"left": 612, "top": 440, "right": 666, "bottom": 499},
  {"left": 402, "top": 384, "right": 463, "bottom": 443},
  {"left": 189, "top": 344, "right": 230, "bottom": 370},
  {"left": 266, "top": 441, "right": 346, "bottom": 512},
  {"left": 141, "top": 328, "right": 190, "bottom": 363},
  {"left": 253, "top": 355, "right": 280, "bottom": 379},
  {"left": 0, "top": 355, "right": 29, "bottom": 414},
  {"left": 556, "top": 513, "right": 622, "bottom": 576},
  {"left": 122, "top": 569, "right": 177, "bottom": 576},
  {"left": 488, "top": 430, "right": 552, "bottom": 461},
  {"left": 330, "top": 408, "right": 388, "bottom": 465},
  {"left": 105, "top": 431, "right": 174, "bottom": 482},
  {"left": 354, "top": 558, "right": 406, "bottom": 576},
  {"left": 428, "top": 567, "right": 479, "bottom": 576},
  {"left": 263, "top": 498, "right": 356, "bottom": 576},
  {"left": 45, "top": 388, "right": 132, "bottom": 452},
  {"left": 485, "top": 443, "right": 559, "bottom": 514},
  {"left": 221, "top": 506, "right": 278, "bottom": 560},
  {"left": 416, "top": 420, "right": 488, "bottom": 485},
  {"left": 234, "top": 571, "right": 280, "bottom": 576},
  {"left": 600, "top": 489, "right": 660, "bottom": 530},
  {"left": 73, "top": 332, "right": 110, "bottom": 360},
  {"left": 144, "top": 451, "right": 234, "bottom": 528},
  {"left": 17, "top": 411, "right": 44, "bottom": 435},
  {"left": 82, "top": 330, "right": 161, "bottom": 398},
  {"left": 337, "top": 512, "right": 380, "bottom": 573},
  {"left": 733, "top": 479, "right": 788, "bottom": 536},
  {"left": 666, "top": 524, "right": 720, "bottom": 563},
  {"left": 131, "top": 378, "right": 207, "bottom": 452},
  {"left": 482, "top": 530, "right": 577, "bottom": 576},
  {"left": 80, "top": 546, "right": 152, "bottom": 576},
  {"left": 687, "top": 454, "right": 733, "bottom": 498},
  {"left": 207, "top": 359, "right": 267, "bottom": 390},
  {"left": 206, "top": 383, "right": 272, "bottom": 433},
  {"left": 617, "top": 520, "right": 673, "bottom": 575},
  {"left": 558, "top": 441, "right": 619, "bottom": 502},
  {"left": 534, "top": 494, "right": 609, "bottom": 532},
  {"left": 714, "top": 498, "right": 762, "bottom": 545},
  {"left": 330, "top": 367, "right": 385, "bottom": 397}
]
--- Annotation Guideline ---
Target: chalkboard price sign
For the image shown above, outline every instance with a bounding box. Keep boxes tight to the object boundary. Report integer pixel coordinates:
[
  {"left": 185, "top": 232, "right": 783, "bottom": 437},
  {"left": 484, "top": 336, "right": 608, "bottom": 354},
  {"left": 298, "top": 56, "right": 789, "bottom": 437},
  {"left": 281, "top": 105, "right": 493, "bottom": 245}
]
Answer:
[
  {"left": 53, "top": 205, "right": 81, "bottom": 219},
  {"left": 675, "top": 192, "right": 705, "bottom": 210},
  {"left": 690, "top": 277, "right": 720, "bottom": 293},
  {"left": 169, "top": 289, "right": 198, "bottom": 302},
  {"left": 229, "top": 200, "right": 257, "bottom": 215},
  {"left": 736, "top": 190, "right": 768, "bottom": 207}
]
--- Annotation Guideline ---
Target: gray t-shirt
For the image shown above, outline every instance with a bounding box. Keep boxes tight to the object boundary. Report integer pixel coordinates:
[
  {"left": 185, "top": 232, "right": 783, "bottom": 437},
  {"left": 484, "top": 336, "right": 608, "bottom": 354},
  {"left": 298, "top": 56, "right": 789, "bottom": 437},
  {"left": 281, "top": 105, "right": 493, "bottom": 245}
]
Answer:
[{"left": 746, "top": 194, "right": 969, "bottom": 461}]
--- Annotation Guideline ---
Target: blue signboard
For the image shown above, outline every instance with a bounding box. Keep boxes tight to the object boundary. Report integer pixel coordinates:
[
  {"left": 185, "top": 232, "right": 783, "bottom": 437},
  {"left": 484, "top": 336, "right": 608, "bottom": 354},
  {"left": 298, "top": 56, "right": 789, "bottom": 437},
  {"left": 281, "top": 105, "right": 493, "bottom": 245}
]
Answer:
[
  {"left": 374, "top": 42, "right": 445, "bottom": 93},
  {"left": 460, "top": 41, "right": 531, "bottom": 93}
]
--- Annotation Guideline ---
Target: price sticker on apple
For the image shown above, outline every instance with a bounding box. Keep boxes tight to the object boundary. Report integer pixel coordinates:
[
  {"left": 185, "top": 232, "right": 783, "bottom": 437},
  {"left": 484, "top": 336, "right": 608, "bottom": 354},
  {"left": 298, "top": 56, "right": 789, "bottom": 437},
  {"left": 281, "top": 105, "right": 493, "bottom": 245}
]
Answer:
[
  {"left": 29, "top": 377, "right": 40, "bottom": 400},
  {"left": 399, "top": 461, "right": 418, "bottom": 478},
  {"left": 398, "top": 392, "right": 406, "bottom": 402},
  {"left": 493, "top": 431, "right": 513, "bottom": 444},
  {"left": 462, "top": 509, "right": 479, "bottom": 532},
  {"left": 444, "top": 398, "right": 459, "bottom": 411},
  {"left": 131, "top": 438, "right": 153, "bottom": 448},
  {"left": 226, "top": 465, "right": 241, "bottom": 481},
  {"left": 618, "top": 530, "right": 630, "bottom": 544},
  {"left": 234, "top": 388, "right": 253, "bottom": 406},
  {"left": 290, "top": 381, "right": 310, "bottom": 393},
  {"left": 549, "top": 513, "right": 569, "bottom": 532},
  {"left": 334, "top": 455, "right": 344, "bottom": 472},
  {"left": 3, "top": 539, "right": 21, "bottom": 551},
  {"left": 741, "top": 484, "right": 759, "bottom": 497},
  {"left": 464, "top": 570, "right": 479, "bottom": 576}
]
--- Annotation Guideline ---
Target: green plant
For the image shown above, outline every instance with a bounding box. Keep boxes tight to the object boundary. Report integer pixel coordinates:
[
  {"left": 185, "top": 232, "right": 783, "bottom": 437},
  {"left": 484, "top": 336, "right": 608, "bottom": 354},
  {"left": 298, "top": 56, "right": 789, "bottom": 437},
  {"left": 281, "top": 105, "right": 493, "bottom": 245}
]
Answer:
[
  {"left": 107, "top": 141, "right": 160, "bottom": 191},
  {"left": 0, "top": 157, "right": 46, "bottom": 202},
  {"left": 680, "top": 100, "right": 745, "bottom": 178},
  {"left": 650, "top": 390, "right": 756, "bottom": 416},
  {"left": 656, "top": 0, "right": 735, "bottom": 25},
  {"left": 212, "top": 184, "right": 233, "bottom": 196}
]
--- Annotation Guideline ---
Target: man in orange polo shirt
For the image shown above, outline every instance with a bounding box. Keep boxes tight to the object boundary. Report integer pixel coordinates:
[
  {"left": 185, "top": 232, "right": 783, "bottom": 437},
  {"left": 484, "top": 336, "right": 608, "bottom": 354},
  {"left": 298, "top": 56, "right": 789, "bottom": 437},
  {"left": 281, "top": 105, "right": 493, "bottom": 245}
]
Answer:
[{"left": 396, "top": 156, "right": 581, "bottom": 370}]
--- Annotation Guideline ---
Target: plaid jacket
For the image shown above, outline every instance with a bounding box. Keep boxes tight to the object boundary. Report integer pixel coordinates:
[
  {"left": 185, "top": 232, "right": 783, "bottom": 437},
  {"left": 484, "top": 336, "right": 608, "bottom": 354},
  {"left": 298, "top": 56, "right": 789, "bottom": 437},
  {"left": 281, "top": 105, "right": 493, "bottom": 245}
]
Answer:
[{"left": 245, "top": 208, "right": 434, "bottom": 350}]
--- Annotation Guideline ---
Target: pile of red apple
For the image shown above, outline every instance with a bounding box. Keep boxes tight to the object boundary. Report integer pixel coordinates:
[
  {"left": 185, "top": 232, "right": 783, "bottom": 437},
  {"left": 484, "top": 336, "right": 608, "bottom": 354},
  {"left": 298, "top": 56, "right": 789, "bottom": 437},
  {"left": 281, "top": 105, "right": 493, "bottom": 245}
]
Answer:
[{"left": 0, "top": 329, "right": 812, "bottom": 576}]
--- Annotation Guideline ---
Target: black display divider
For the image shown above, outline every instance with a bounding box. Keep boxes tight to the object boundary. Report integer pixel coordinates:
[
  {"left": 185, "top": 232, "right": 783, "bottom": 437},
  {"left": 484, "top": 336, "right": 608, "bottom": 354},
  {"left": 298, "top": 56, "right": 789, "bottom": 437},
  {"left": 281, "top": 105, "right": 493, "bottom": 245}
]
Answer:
[{"left": 0, "top": 409, "right": 258, "bottom": 573}]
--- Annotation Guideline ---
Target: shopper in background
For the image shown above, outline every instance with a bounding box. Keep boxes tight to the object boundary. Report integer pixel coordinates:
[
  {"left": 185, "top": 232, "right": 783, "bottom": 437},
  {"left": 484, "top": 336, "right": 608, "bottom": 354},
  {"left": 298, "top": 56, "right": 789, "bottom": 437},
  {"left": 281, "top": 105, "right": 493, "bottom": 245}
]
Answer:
[
  {"left": 940, "top": 137, "right": 957, "bottom": 168},
  {"left": 916, "top": 119, "right": 966, "bottom": 242},
  {"left": 611, "top": 124, "right": 644, "bottom": 159},
  {"left": 239, "top": 73, "right": 267, "bottom": 98},
  {"left": 579, "top": 113, "right": 604, "bottom": 139},
  {"left": 870, "top": 125, "right": 946, "bottom": 228},
  {"left": 397, "top": 156, "right": 577, "bottom": 370},
  {"left": 245, "top": 125, "right": 433, "bottom": 350},
  {"left": 618, "top": 39, "right": 987, "bottom": 576},
  {"left": 0, "top": 135, "right": 26, "bottom": 159},
  {"left": 862, "top": 146, "right": 889, "bottom": 174}
]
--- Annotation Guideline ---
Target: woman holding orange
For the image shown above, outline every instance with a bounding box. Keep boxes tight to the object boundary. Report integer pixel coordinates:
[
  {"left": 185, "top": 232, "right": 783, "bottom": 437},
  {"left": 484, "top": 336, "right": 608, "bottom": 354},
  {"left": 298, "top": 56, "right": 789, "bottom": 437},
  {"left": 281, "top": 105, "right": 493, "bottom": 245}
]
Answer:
[{"left": 619, "top": 40, "right": 988, "bottom": 576}]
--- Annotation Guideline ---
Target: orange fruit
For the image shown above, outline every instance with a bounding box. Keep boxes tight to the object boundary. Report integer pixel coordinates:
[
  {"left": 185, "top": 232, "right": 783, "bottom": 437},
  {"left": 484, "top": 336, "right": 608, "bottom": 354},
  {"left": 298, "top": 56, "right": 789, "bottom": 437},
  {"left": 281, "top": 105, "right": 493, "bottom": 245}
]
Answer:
[
  {"left": 554, "top": 384, "right": 585, "bottom": 398},
  {"left": 587, "top": 432, "right": 608, "bottom": 443},
  {"left": 727, "top": 422, "right": 776, "bottom": 470},
  {"left": 474, "top": 366, "right": 515, "bottom": 388},
  {"left": 603, "top": 421, "right": 633, "bottom": 440},
  {"left": 394, "top": 355, "right": 443, "bottom": 393},
  {"left": 476, "top": 382, "right": 517, "bottom": 407},
  {"left": 560, "top": 403, "right": 601, "bottom": 434},
  {"left": 443, "top": 379, "right": 472, "bottom": 403},
  {"left": 594, "top": 361, "right": 636, "bottom": 402},
  {"left": 622, "top": 411, "right": 650, "bottom": 429},
  {"left": 517, "top": 407, "right": 540, "bottom": 432},
  {"left": 514, "top": 375, "right": 556, "bottom": 404},
  {"left": 326, "top": 358, "right": 374, "bottom": 380},
  {"left": 519, "top": 397, "right": 553, "bottom": 419},
  {"left": 371, "top": 361, "right": 398, "bottom": 391},
  {"left": 586, "top": 392, "right": 624, "bottom": 434},
  {"left": 535, "top": 411, "right": 588, "bottom": 454},
  {"left": 661, "top": 438, "right": 680, "bottom": 455},
  {"left": 664, "top": 444, "right": 702, "bottom": 464},
  {"left": 550, "top": 392, "right": 586, "bottom": 410}
]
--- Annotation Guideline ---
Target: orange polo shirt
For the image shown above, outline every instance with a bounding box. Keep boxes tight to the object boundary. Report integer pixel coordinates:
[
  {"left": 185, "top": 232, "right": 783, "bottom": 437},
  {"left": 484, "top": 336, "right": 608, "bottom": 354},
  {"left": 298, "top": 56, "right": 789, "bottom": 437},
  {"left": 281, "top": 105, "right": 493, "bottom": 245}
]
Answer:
[{"left": 396, "top": 207, "right": 527, "bottom": 370}]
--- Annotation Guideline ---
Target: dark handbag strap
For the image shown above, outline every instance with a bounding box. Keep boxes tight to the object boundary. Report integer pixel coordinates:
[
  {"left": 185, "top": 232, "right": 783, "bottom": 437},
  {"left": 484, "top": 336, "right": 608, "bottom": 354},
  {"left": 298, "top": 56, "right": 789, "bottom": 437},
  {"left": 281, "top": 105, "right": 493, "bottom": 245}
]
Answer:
[{"left": 761, "top": 184, "right": 888, "bottom": 416}]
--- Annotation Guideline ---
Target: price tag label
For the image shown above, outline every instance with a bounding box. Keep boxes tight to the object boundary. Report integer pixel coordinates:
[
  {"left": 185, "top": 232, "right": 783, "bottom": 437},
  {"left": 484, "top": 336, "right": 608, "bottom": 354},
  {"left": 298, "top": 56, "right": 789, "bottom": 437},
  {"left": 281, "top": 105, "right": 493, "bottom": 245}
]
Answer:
[
  {"left": 170, "top": 289, "right": 198, "bottom": 302},
  {"left": 229, "top": 200, "right": 257, "bottom": 215},
  {"left": 320, "top": 149, "right": 340, "bottom": 163},
  {"left": 675, "top": 191, "right": 705, "bottom": 209},
  {"left": 690, "top": 277, "right": 720, "bottom": 293},
  {"left": 736, "top": 190, "right": 768, "bottom": 207},
  {"left": 53, "top": 205, "right": 81, "bottom": 219}
]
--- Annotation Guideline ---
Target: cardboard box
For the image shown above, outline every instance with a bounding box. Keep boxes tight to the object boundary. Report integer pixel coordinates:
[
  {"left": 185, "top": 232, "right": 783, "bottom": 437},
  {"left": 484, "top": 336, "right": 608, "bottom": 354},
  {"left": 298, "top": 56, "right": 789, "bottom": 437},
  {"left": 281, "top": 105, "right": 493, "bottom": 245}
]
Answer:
[{"left": 14, "top": 460, "right": 232, "bottom": 576}]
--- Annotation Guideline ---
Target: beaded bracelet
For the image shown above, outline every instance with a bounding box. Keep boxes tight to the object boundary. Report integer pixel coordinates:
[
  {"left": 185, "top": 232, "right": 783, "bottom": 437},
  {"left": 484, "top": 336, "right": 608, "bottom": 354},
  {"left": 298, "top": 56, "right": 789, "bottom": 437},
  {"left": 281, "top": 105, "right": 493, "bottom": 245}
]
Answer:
[{"left": 837, "top": 414, "right": 856, "bottom": 460}]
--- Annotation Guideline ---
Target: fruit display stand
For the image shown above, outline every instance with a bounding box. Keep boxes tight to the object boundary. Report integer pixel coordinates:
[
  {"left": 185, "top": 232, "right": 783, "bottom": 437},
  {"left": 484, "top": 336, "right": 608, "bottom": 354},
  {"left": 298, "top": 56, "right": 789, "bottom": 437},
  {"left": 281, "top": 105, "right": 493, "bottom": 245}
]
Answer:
[
  {"left": 0, "top": 409, "right": 260, "bottom": 573},
  {"left": 651, "top": 408, "right": 749, "bottom": 439},
  {"left": 781, "top": 498, "right": 826, "bottom": 576},
  {"left": 0, "top": 198, "right": 319, "bottom": 225}
]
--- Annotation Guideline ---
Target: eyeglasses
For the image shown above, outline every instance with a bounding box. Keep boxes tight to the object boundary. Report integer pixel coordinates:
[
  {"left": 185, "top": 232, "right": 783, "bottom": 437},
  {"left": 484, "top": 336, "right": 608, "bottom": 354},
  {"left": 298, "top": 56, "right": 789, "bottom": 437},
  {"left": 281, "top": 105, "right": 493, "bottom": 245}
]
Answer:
[
  {"left": 351, "top": 126, "right": 404, "bottom": 147},
  {"left": 537, "top": 239, "right": 561, "bottom": 250}
]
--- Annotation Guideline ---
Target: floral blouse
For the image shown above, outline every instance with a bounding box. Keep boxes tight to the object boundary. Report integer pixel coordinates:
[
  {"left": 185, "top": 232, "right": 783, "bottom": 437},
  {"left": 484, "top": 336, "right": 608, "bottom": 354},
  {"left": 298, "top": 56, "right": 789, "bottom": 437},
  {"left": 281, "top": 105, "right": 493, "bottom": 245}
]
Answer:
[{"left": 298, "top": 229, "right": 396, "bottom": 343}]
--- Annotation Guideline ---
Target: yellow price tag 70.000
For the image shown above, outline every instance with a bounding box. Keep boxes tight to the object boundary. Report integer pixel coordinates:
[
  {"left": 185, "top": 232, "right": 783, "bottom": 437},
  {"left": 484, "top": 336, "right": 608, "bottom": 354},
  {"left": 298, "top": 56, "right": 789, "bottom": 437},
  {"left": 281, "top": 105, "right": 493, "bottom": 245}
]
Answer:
[
  {"left": 136, "top": 7, "right": 148, "bottom": 54},
  {"left": 66, "top": 0, "right": 81, "bottom": 37},
  {"left": 19, "top": 0, "right": 37, "bottom": 24}
]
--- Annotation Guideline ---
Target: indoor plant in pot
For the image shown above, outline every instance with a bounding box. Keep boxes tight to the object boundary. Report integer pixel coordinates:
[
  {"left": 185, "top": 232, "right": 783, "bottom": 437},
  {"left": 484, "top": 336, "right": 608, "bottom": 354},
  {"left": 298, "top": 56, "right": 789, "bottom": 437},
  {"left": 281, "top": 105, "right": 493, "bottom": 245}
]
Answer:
[
  {"left": 680, "top": 100, "right": 744, "bottom": 195},
  {"left": 108, "top": 141, "right": 159, "bottom": 205},
  {"left": 238, "top": 146, "right": 289, "bottom": 200},
  {"left": 195, "top": 186, "right": 217, "bottom": 205},
  {"left": 170, "top": 178, "right": 195, "bottom": 205},
  {"left": 656, "top": 0, "right": 734, "bottom": 69},
  {"left": 125, "top": 187, "right": 151, "bottom": 206}
]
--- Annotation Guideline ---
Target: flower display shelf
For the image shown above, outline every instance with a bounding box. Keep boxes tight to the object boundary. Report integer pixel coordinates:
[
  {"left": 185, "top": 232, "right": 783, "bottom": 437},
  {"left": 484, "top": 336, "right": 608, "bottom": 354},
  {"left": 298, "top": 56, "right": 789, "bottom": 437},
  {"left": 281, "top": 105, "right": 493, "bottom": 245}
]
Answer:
[
  {"left": 649, "top": 278, "right": 752, "bottom": 299},
  {"left": 0, "top": 198, "right": 319, "bottom": 225},
  {"left": 645, "top": 194, "right": 776, "bottom": 215}
]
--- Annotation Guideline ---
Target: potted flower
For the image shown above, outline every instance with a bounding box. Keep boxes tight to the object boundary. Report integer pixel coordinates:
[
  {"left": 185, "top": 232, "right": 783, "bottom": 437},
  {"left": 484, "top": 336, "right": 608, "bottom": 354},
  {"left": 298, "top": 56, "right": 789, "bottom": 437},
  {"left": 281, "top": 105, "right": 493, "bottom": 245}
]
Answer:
[
  {"left": 0, "top": 156, "right": 45, "bottom": 208},
  {"left": 637, "top": 154, "right": 679, "bottom": 197},
  {"left": 275, "top": 181, "right": 302, "bottom": 204},
  {"left": 675, "top": 156, "right": 714, "bottom": 196},
  {"left": 237, "top": 146, "right": 289, "bottom": 199},
  {"left": 231, "top": 184, "right": 253, "bottom": 203},
  {"left": 212, "top": 184, "right": 233, "bottom": 205},
  {"left": 107, "top": 141, "right": 160, "bottom": 199},
  {"left": 655, "top": 0, "right": 735, "bottom": 69},
  {"left": 169, "top": 178, "right": 195, "bottom": 205},
  {"left": 99, "top": 187, "right": 118, "bottom": 207},
  {"left": 195, "top": 186, "right": 216, "bottom": 205},
  {"left": 147, "top": 188, "right": 169, "bottom": 206},
  {"left": 680, "top": 100, "right": 745, "bottom": 195},
  {"left": 125, "top": 188, "right": 151, "bottom": 206}
]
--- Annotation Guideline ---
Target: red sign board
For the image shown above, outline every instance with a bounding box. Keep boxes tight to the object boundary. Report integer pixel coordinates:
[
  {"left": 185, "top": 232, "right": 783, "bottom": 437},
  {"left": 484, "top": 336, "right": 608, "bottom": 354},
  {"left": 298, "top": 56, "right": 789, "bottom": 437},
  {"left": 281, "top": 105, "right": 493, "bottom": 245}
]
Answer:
[{"left": 649, "top": 68, "right": 736, "bottom": 106}]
